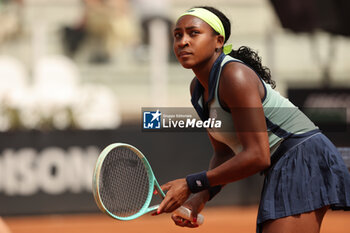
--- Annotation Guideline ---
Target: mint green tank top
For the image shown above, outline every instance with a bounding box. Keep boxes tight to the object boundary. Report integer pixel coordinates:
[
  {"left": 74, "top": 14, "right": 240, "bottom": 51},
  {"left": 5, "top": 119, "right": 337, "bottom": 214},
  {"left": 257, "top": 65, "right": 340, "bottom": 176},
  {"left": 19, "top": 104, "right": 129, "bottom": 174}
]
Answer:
[{"left": 191, "top": 54, "right": 318, "bottom": 155}]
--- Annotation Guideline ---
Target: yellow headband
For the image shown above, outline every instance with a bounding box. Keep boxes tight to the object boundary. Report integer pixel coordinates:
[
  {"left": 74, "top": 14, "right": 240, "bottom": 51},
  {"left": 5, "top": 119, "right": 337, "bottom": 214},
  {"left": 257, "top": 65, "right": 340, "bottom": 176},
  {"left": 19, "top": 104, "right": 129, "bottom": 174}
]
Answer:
[{"left": 178, "top": 8, "right": 233, "bottom": 54}]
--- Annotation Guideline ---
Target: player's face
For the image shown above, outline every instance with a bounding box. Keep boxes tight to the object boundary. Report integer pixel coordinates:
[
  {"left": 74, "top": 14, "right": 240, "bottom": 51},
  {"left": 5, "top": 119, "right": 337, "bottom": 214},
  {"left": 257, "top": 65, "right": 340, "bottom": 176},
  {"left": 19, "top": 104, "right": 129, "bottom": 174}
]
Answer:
[{"left": 173, "top": 15, "right": 219, "bottom": 69}]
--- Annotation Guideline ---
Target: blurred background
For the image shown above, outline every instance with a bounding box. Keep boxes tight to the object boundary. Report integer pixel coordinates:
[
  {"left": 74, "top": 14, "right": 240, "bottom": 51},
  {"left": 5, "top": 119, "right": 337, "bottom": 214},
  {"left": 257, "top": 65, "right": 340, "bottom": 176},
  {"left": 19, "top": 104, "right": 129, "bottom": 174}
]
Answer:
[{"left": 0, "top": 0, "right": 349, "bottom": 232}]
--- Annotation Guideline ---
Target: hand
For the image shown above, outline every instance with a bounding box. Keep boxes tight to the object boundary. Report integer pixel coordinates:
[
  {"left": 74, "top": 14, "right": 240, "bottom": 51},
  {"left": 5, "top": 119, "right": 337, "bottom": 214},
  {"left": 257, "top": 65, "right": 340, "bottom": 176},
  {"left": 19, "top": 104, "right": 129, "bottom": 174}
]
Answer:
[
  {"left": 156, "top": 178, "right": 191, "bottom": 214},
  {"left": 171, "top": 191, "right": 209, "bottom": 228}
]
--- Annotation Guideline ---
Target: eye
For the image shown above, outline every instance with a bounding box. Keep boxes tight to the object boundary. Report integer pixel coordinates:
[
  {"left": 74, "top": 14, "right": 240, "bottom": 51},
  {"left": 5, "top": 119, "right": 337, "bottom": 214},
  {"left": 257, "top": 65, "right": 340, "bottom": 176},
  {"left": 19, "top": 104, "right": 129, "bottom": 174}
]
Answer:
[
  {"left": 174, "top": 32, "right": 182, "bottom": 39},
  {"left": 190, "top": 30, "right": 200, "bottom": 36}
]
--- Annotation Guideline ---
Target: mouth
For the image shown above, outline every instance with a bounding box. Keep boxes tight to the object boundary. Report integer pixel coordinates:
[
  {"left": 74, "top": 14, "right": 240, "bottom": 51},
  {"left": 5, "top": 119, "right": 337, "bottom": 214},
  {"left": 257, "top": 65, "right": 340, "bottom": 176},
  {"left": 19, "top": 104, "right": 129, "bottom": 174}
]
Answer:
[{"left": 178, "top": 51, "right": 192, "bottom": 58}]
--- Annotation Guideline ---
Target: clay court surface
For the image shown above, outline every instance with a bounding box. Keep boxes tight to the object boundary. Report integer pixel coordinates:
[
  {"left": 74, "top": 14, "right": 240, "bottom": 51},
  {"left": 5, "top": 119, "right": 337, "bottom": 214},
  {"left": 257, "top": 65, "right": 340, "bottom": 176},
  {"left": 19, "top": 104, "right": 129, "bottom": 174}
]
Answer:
[{"left": 4, "top": 206, "right": 350, "bottom": 233}]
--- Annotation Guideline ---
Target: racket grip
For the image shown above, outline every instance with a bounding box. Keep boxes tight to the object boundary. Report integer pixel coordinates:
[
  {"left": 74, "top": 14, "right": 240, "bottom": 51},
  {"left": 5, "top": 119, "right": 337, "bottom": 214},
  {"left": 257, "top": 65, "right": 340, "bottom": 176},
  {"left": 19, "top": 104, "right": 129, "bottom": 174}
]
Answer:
[{"left": 173, "top": 206, "right": 204, "bottom": 225}]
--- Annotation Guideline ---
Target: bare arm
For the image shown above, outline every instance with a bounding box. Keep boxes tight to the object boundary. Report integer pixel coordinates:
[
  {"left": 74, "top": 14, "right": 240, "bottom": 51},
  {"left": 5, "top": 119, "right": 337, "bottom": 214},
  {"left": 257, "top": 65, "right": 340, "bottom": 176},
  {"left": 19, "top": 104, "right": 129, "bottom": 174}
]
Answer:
[
  {"left": 189, "top": 77, "right": 235, "bottom": 198},
  {"left": 193, "top": 133, "right": 235, "bottom": 201},
  {"left": 206, "top": 62, "right": 270, "bottom": 186},
  {"left": 157, "top": 64, "right": 270, "bottom": 214},
  {"left": 208, "top": 133, "right": 235, "bottom": 170},
  {"left": 168, "top": 134, "right": 235, "bottom": 227}
]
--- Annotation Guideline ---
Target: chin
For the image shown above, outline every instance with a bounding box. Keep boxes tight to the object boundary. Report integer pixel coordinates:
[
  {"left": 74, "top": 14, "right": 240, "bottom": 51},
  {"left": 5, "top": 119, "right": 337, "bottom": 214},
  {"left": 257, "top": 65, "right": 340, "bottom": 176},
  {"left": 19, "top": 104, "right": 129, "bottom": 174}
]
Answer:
[
  {"left": 181, "top": 63, "right": 194, "bottom": 69},
  {"left": 178, "top": 60, "right": 195, "bottom": 69}
]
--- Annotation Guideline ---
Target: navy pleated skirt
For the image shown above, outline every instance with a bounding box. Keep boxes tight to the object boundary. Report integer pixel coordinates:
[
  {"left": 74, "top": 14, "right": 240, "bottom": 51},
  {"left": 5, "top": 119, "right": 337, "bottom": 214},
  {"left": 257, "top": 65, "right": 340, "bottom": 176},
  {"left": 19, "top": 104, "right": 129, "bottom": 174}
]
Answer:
[{"left": 257, "top": 132, "right": 350, "bottom": 233}]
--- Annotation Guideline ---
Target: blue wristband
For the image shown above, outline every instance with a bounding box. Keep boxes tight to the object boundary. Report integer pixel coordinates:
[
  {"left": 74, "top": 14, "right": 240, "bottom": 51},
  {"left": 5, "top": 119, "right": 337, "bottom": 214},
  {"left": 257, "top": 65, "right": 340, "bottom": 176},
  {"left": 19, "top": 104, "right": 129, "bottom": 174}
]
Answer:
[{"left": 186, "top": 171, "right": 210, "bottom": 193}]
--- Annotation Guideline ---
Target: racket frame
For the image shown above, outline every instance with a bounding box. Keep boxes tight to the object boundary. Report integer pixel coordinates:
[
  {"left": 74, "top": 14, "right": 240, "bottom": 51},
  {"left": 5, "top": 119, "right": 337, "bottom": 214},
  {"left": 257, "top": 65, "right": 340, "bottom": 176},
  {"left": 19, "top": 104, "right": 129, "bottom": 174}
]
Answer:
[
  {"left": 93, "top": 143, "right": 204, "bottom": 225},
  {"left": 92, "top": 143, "right": 164, "bottom": 220}
]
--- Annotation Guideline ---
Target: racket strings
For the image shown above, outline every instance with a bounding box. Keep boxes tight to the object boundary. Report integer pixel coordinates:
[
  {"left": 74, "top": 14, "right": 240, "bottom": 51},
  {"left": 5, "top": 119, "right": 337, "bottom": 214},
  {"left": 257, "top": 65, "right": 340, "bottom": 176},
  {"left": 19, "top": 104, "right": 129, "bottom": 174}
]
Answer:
[{"left": 99, "top": 147, "right": 150, "bottom": 217}]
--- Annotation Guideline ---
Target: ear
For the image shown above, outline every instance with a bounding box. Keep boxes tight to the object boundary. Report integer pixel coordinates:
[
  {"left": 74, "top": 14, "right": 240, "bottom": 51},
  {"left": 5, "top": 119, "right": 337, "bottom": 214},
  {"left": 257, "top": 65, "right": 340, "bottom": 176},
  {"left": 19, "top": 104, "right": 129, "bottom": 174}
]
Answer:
[{"left": 215, "top": 35, "right": 225, "bottom": 50}]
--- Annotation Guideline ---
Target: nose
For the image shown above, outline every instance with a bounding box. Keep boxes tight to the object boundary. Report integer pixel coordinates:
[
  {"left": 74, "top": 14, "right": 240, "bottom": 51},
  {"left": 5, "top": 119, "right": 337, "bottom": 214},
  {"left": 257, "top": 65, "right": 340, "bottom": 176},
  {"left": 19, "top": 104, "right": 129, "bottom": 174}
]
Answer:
[{"left": 178, "top": 34, "right": 189, "bottom": 48}]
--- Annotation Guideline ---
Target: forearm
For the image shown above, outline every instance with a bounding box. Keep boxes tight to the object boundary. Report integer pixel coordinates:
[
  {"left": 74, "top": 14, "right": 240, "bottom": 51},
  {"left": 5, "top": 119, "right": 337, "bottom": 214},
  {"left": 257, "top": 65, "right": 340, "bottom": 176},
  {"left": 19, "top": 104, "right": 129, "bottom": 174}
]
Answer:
[
  {"left": 194, "top": 151, "right": 234, "bottom": 201},
  {"left": 186, "top": 133, "right": 268, "bottom": 197},
  {"left": 209, "top": 151, "right": 234, "bottom": 170},
  {"left": 207, "top": 148, "right": 269, "bottom": 186}
]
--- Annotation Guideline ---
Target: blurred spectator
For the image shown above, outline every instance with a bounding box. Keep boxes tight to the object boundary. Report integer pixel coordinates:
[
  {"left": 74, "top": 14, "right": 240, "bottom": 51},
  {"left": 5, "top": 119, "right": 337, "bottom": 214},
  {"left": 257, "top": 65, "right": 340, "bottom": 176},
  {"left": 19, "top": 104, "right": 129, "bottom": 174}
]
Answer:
[
  {"left": 131, "top": 0, "right": 175, "bottom": 61},
  {"left": 0, "top": 0, "right": 23, "bottom": 45},
  {"left": 0, "top": 55, "right": 28, "bottom": 131},
  {"left": 62, "top": 0, "right": 139, "bottom": 63}
]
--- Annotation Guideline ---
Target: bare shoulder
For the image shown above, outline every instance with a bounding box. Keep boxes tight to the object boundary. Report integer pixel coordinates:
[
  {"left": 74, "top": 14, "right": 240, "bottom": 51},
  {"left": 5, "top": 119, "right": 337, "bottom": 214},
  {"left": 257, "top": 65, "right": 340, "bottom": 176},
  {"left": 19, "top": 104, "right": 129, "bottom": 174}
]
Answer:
[
  {"left": 220, "top": 62, "right": 259, "bottom": 89},
  {"left": 219, "top": 61, "right": 262, "bottom": 108}
]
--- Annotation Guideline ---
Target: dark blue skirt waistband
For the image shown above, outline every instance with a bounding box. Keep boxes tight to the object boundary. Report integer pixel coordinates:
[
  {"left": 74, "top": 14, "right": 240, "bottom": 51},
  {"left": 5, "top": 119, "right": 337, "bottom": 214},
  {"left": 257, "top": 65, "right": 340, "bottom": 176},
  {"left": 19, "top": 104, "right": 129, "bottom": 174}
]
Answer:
[{"left": 270, "top": 129, "right": 321, "bottom": 167}]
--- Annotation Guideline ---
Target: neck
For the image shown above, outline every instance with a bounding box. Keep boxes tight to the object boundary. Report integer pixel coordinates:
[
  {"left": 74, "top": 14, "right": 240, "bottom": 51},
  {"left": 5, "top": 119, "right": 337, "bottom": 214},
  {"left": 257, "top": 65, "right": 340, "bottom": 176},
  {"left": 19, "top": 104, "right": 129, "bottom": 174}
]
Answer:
[{"left": 192, "top": 52, "right": 222, "bottom": 90}]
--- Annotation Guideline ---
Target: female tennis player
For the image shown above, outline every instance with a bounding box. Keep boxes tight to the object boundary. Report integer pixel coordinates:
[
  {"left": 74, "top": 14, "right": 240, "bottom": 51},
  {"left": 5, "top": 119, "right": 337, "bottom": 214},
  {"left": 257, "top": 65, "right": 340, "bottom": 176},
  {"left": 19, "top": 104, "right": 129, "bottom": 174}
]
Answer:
[{"left": 155, "top": 6, "right": 350, "bottom": 233}]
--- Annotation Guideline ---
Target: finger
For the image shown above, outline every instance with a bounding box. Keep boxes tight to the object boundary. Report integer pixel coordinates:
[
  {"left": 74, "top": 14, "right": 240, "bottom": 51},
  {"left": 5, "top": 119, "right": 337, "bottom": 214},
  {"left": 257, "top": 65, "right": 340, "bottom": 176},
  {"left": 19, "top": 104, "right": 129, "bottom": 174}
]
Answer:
[
  {"left": 159, "top": 196, "right": 183, "bottom": 214},
  {"left": 182, "top": 219, "right": 199, "bottom": 228},
  {"left": 166, "top": 201, "right": 182, "bottom": 213},
  {"left": 172, "top": 215, "right": 186, "bottom": 227},
  {"left": 160, "top": 183, "right": 172, "bottom": 192},
  {"left": 190, "top": 208, "right": 198, "bottom": 223},
  {"left": 172, "top": 214, "right": 199, "bottom": 228},
  {"left": 157, "top": 194, "right": 173, "bottom": 214},
  {"left": 153, "top": 187, "right": 163, "bottom": 196},
  {"left": 161, "top": 201, "right": 179, "bottom": 214},
  {"left": 151, "top": 211, "right": 158, "bottom": 216}
]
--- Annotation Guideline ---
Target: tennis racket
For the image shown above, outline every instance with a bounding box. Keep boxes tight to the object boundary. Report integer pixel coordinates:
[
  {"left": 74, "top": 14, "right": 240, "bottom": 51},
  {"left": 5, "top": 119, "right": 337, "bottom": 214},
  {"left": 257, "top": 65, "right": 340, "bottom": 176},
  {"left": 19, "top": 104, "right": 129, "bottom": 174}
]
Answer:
[{"left": 92, "top": 143, "right": 204, "bottom": 225}]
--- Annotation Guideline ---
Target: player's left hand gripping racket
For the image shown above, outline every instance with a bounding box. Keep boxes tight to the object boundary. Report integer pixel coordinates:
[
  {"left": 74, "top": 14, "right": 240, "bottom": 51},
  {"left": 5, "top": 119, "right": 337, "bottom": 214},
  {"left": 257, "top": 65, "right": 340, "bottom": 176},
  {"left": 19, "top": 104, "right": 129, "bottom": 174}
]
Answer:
[{"left": 92, "top": 143, "right": 204, "bottom": 225}]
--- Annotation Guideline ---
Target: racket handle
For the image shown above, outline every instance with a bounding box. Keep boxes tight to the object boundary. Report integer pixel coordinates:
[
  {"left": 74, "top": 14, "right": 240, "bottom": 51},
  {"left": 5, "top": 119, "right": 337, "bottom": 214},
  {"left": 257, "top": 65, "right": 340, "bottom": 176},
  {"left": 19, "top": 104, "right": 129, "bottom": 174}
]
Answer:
[{"left": 173, "top": 206, "right": 204, "bottom": 225}]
